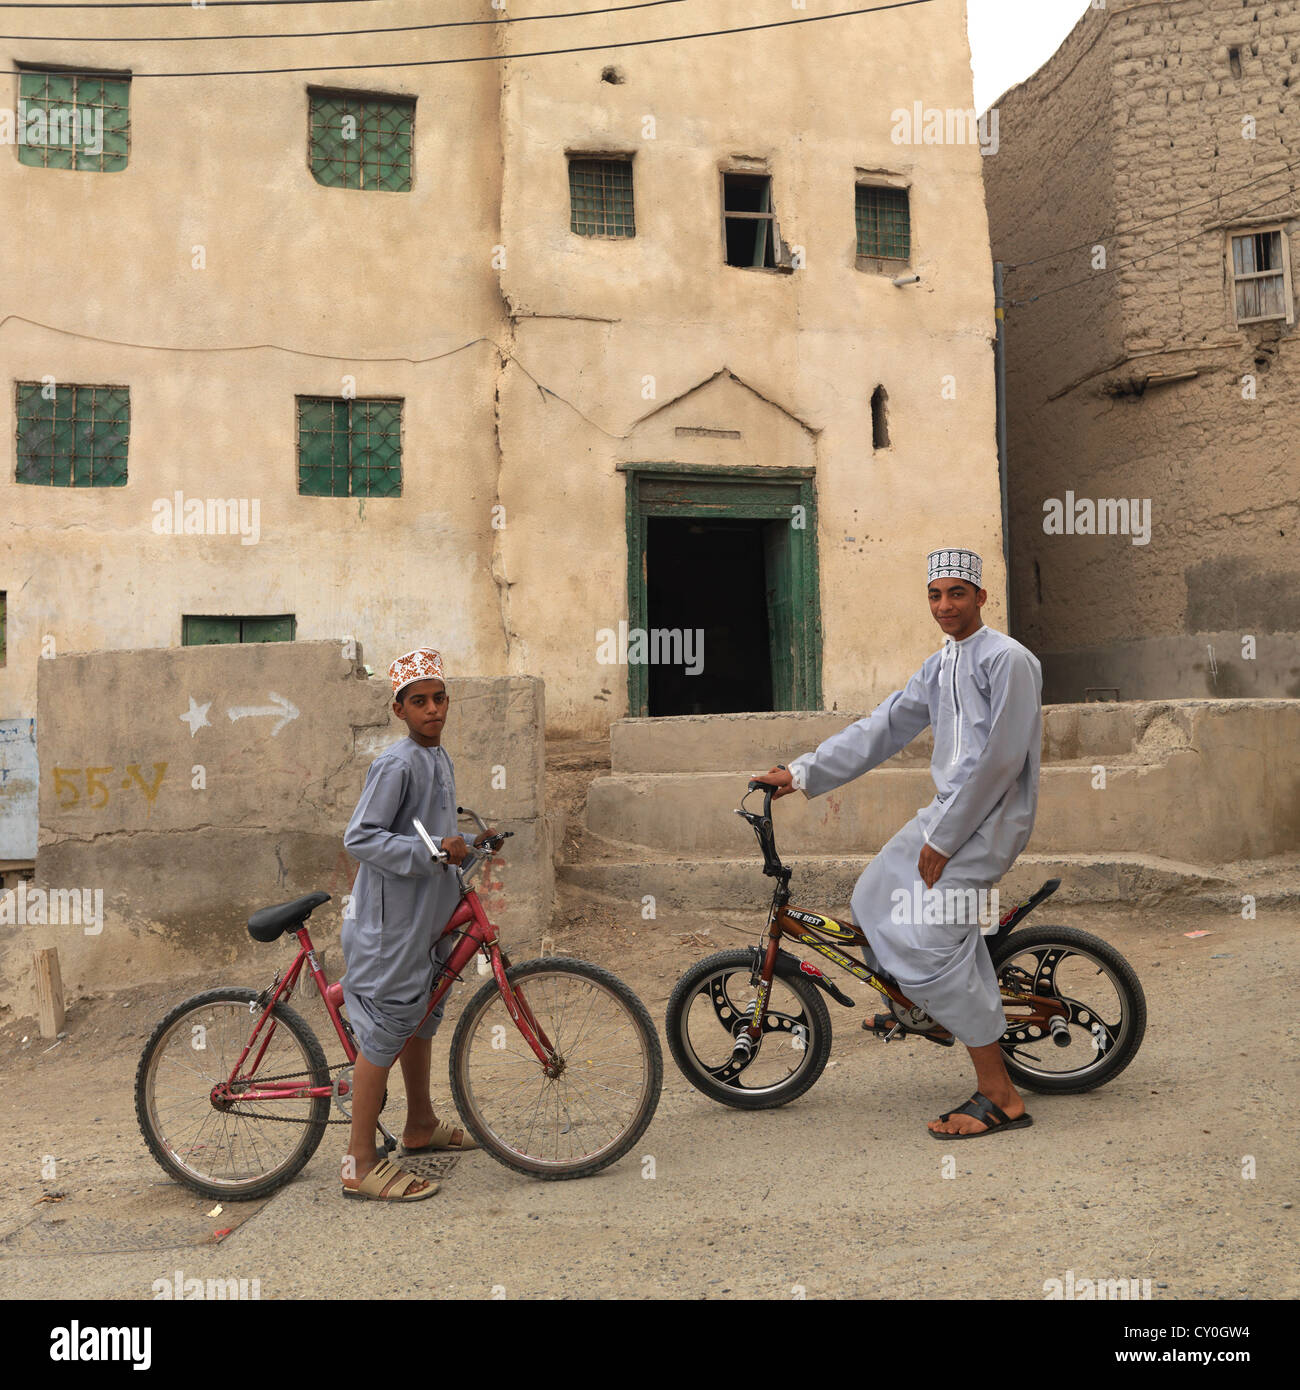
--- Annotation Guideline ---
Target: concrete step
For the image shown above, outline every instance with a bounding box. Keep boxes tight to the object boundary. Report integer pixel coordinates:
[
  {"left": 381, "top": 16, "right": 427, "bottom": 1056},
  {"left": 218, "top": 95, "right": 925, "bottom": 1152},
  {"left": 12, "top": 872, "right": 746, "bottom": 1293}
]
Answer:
[
  {"left": 559, "top": 852, "right": 1234, "bottom": 914},
  {"left": 610, "top": 703, "right": 1167, "bottom": 774},
  {"left": 585, "top": 764, "right": 1176, "bottom": 857}
]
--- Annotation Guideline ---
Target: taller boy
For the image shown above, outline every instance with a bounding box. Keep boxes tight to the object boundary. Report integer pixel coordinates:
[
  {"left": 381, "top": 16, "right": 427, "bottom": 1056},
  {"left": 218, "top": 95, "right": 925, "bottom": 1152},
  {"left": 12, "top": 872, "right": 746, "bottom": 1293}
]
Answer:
[
  {"left": 339, "top": 647, "right": 480, "bottom": 1202},
  {"left": 758, "top": 549, "right": 1043, "bottom": 1139}
]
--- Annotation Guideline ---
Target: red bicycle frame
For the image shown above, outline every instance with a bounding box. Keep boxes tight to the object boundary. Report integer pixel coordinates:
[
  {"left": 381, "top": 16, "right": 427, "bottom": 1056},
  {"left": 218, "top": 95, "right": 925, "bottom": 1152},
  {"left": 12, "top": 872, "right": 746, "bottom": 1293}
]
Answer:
[{"left": 211, "top": 883, "right": 557, "bottom": 1110}]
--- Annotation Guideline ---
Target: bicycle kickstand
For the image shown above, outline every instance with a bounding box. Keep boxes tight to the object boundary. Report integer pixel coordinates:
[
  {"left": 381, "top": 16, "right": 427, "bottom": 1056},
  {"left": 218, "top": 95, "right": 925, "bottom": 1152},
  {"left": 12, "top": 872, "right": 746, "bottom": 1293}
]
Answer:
[{"left": 376, "top": 1119, "right": 398, "bottom": 1154}]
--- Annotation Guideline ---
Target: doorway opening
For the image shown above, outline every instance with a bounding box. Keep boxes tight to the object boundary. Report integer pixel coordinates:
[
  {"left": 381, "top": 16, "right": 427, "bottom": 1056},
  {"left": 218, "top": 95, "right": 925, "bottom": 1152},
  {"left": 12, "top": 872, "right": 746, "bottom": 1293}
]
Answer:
[{"left": 646, "top": 517, "right": 773, "bottom": 716}]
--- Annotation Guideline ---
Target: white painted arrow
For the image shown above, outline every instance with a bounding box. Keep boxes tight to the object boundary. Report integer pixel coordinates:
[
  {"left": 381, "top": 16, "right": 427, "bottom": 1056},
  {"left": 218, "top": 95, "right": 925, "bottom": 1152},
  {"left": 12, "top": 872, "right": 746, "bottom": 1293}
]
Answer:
[{"left": 227, "top": 691, "right": 300, "bottom": 737}]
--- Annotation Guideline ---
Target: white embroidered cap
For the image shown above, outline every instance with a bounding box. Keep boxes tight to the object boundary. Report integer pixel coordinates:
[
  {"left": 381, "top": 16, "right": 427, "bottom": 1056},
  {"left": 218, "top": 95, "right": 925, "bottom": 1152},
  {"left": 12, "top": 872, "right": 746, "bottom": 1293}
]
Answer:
[
  {"left": 388, "top": 648, "right": 446, "bottom": 697},
  {"left": 927, "top": 548, "right": 983, "bottom": 588}
]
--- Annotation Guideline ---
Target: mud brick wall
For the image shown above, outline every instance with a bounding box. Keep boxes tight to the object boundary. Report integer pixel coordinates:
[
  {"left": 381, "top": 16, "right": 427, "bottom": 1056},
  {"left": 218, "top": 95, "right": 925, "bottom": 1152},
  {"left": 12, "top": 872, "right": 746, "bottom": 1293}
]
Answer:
[{"left": 984, "top": 0, "right": 1300, "bottom": 701}]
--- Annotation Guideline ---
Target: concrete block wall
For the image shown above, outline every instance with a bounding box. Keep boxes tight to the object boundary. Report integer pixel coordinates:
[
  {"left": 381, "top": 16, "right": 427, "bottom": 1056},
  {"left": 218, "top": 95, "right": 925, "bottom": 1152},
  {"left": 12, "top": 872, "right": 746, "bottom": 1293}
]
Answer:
[{"left": 0, "top": 641, "right": 550, "bottom": 1015}]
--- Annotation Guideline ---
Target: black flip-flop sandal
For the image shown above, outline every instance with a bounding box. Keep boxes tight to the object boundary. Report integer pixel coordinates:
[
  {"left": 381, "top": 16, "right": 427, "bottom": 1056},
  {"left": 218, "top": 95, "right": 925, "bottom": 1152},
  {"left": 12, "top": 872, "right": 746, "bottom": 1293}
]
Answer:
[{"left": 928, "top": 1090, "right": 1033, "bottom": 1140}]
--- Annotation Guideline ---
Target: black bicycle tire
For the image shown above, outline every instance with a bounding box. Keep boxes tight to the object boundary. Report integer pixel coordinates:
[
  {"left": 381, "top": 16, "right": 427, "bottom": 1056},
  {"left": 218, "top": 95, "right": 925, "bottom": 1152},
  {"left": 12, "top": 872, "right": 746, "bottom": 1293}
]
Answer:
[
  {"left": 134, "top": 986, "right": 330, "bottom": 1201},
  {"left": 448, "top": 956, "right": 663, "bottom": 1180},
  {"left": 666, "top": 948, "right": 833, "bottom": 1110},
  {"left": 992, "top": 924, "right": 1147, "bottom": 1094}
]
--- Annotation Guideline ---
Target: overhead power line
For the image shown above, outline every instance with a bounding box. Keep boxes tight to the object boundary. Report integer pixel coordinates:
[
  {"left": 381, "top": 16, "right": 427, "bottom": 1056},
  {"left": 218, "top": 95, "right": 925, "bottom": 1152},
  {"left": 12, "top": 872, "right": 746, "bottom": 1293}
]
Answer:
[
  {"left": 4, "top": 1, "right": 938, "bottom": 77},
  {"left": 1005, "top": 154, "right": 1300, "bottom": 273},
  {"left": 1007, "top": 184, "right": 1298, "bottom": 308},
  {"left": 1, "top": 0, "right": 687, "bottom": 41}
]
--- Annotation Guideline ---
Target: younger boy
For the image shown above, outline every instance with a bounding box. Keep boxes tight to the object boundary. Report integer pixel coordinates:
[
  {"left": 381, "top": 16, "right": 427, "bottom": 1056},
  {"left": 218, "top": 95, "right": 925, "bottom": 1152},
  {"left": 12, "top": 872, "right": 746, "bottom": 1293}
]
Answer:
[{"left": 339, "top": 647, "right": 490, "bottom": 1201}]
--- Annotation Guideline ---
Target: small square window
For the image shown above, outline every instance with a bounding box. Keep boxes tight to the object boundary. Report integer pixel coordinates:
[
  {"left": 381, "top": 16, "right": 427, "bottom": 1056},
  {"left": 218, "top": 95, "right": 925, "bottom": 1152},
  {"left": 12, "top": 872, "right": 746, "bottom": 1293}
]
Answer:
[
  {"left": 1229, "top": 228, "right": 1292, "bottom": 324},
  {"left": 297, "top": 397, "right": 402, "bottom": 498},
  {"left": 856, "top": 184, "right": 911, "bottom": 264},
  {"left": 17, "top": 68, "right": 130, "bottom": 172},
  {"left": 16, "top": 382, "right": 130, "bottom": 487},
  {"left": 569, "top": 156, "right": 635, "bottom": 237},
  {"left": 308, "top": 89, "right": 414, "bottom": 191}
]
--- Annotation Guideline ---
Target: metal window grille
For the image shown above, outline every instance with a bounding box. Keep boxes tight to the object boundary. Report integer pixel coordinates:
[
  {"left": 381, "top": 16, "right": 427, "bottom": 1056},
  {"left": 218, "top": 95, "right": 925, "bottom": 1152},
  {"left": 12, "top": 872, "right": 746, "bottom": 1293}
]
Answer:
[
  {"left": 856, "top": 185, "right": 911, "bottom": 260},
  {"left": 308, "top": 92, "right": 414, "bottom": 192},
  {"left": 1231, "top": 230, "right": 1287, "bottom": 321},
  {"left": 16, "top": 383, "right": 130, "bottom": 486},
  {"left": 297, "top": 397, "right": 402, "bottom": 498},
  {"left": 18, "top": 70, "right": 130, "bottom": 172},
  {"left": 569, "top": 158, "right": 635, "bottom": 237}
]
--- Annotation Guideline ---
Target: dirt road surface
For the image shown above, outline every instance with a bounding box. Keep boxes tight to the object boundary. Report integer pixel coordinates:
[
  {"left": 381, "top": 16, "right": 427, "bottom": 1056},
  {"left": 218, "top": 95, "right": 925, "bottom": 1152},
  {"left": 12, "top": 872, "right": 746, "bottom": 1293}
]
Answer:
[{"left": 1, "top": 899, "right": 1295, "bottom": 1301}]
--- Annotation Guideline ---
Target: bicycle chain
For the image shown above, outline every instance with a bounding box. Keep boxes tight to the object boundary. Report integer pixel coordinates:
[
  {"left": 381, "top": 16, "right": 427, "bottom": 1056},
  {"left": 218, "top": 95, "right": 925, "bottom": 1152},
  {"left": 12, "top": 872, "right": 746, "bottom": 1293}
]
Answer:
[{"left": 223, "top": 1060, "right": 354, "bottom": 1125}]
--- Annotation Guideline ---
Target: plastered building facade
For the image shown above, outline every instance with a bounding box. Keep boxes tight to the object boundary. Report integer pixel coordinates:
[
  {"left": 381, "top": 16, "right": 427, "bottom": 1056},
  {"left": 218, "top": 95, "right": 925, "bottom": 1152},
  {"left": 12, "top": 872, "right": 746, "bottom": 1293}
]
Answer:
[
  {"left": 984, "top": 0, "right": 1300, "bottom": 703},
  {"left": 0, "top": 0, "right": 1003, "bottom": 858}
]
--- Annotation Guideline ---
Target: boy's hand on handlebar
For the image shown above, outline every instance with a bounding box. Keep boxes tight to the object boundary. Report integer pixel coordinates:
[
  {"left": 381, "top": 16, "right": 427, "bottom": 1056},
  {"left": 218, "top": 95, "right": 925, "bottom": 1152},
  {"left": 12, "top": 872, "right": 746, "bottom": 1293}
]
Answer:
[
  {"left": 473, "top": 828, "right": 501, "bottom": 849},
  {"left": 751, "top": 766, "right": 798, "bottom": 799},
  {"left": 439, "top": 834, "right": 470, "bottom": 866}
]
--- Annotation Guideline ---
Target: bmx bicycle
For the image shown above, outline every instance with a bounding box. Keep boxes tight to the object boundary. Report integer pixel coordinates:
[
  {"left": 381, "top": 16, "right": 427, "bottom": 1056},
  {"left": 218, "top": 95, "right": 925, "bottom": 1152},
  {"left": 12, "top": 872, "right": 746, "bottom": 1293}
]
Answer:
[{"left": 666, "top": 780, "right": 1146, "bottom": 1109}]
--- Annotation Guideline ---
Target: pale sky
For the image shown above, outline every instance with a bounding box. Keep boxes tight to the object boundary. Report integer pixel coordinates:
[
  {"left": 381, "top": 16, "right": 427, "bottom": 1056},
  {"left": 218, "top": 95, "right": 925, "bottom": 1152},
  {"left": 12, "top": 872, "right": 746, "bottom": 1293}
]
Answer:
[{"left": 967, "top": 0, "right": 1095, "bottom": 114}]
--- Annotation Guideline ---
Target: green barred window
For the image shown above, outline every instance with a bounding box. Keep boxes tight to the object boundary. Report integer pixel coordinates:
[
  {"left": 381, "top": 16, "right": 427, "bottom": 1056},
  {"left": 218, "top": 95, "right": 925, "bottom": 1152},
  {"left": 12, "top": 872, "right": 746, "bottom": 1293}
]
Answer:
[
  {"left": 569, "top": 157, "right": 635, "bottom": 237},
  {"left": 183, "top": 615, "right": 295, "bottom": 645},
  {"left": 308, "top": 90, "right": 414, "bottom": 191},
  {"left": 297, "top": 398, "right": 402, "bottom": 498},
  {"left": 18, "top": 69, "right": 130, "bottom": 172},
  {"left": 16, "top": 383, "right": 130, "bottom": 487},
  {"left": 855, "top": 184, "right": 911, "bottom": 262}
]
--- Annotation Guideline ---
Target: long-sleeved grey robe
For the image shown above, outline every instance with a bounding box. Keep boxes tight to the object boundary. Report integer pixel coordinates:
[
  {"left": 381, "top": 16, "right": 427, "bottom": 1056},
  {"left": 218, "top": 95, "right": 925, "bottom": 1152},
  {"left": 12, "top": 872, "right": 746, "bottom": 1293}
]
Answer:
[
  {"left": 340, "top": 737, "right": 463, "bottom": 1067},
  {"left": 789, "top": 625, "right": 1042, "bottom": 1046}
]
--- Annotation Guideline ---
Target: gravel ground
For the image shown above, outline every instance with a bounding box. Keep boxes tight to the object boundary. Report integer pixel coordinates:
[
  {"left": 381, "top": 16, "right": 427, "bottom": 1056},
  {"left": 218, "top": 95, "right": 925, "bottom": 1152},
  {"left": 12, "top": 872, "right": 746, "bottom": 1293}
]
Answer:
[{"left": 0, "top": 894, "right": 1295, "bottom": 1301}]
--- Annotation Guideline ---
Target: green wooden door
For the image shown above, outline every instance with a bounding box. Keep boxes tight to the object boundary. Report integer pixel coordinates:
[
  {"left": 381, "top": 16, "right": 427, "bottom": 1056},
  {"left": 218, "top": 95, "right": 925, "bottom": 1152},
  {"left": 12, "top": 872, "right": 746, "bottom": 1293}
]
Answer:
[
  {"left": 763, "top": 520, "right": 796, "bottom": 710},
  {"left": 623, "top": 465, "right": 821, "bottom": 717}
]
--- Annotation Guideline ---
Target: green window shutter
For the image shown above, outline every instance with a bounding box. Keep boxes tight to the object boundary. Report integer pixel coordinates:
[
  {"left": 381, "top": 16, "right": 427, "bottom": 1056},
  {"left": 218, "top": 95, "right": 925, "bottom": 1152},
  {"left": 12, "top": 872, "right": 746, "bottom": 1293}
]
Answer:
[
  {"left": 297, "top": 396, "right": 401, "bottom": 498},
  {"left": 297, "top": 397, "right": 351, "bottom": 496},
  {"left": 240, "top": 616, "right": 295, "bottom": 643},
  {"left": 309, "top": 91, "right": 414, "bottom": 192},
  {"left": 182, "top": 616, "right": 294, "bottom": 644},
  {"left": 16, "top": 382, "right": 129, "bottom": 487},
  {"left": 351, "top": 399, "right": 402, "bottom": 497},
  {"left": 569, "top": 158, "right": 636, "bottom": 237},
  {"left": 183, "top": 616, "right": 242, "bottom": 645},
  {"left": 18, "top": 70, "right": 130, "bottom": 173},
  {"left": 855, "top": 185, "right": 910, "bottom": 261}
]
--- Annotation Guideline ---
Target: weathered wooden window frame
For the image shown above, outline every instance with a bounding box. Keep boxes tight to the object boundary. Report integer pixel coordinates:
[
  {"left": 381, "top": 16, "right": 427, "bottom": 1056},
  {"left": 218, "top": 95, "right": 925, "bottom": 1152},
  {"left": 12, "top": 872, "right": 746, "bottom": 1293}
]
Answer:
[
  {"left": 720, "top": 168, "right": 793, "bottom": 274},
  {"left": 1226, "top": 224, "right": 1294, "bottom": 326}
]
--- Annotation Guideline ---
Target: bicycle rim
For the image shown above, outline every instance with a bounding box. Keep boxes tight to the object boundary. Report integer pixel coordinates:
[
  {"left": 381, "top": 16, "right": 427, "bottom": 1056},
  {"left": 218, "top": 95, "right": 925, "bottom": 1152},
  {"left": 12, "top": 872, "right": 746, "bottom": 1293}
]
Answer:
[
  {"left": 452, "top": 960, "right": 658, "bottom": 1177},
  {"left": 997, "top": 938, "right": 1135, "bottom": 1083},
  {"left": 141, "top": 994, "right": 324, "bottom": 1194},
  {"left": 676, "top": 962, "right": 820, "bottom": 1096}
]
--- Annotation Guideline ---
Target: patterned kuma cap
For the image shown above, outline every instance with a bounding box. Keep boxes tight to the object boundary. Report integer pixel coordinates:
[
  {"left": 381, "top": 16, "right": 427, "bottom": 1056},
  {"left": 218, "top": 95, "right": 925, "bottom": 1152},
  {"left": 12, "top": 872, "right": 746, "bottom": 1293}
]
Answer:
[
  {"left": 388, "top": 648, "right": 446, "bottom": 697},
  {"left": 927, "top": 548, "right": 983, "bottom": 588}
]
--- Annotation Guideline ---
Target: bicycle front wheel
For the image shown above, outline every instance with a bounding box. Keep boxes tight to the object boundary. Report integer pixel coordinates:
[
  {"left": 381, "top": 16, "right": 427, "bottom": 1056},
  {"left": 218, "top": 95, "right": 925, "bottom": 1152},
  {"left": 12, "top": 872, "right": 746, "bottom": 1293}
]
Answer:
[
  {"left": 135, "top": 986, "right": 330, "bottom": 1201},
  {"left": 448, "top": 957, "right": 662, "bottom": 1180}
]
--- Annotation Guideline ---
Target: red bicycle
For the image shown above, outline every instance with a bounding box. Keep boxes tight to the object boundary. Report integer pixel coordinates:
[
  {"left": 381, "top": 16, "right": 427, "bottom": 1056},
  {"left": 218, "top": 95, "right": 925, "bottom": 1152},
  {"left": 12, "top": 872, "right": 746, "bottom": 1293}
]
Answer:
[{"left": 135, "top": 808, "right": 662, "bottom": 1197}]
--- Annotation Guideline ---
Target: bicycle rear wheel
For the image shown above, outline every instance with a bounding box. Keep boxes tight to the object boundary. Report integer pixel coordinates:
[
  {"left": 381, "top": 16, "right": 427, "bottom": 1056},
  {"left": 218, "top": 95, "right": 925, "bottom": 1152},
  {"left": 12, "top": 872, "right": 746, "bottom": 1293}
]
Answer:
[
  {"left": 992, "top": 925, "right": 1146, "bottom": 1094},
  {"left": 135, "top": 986, "right": 330, "bottom": 1201},
  {"left": 448, "top": 957, "right": 662, "bottom": 1180}
]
